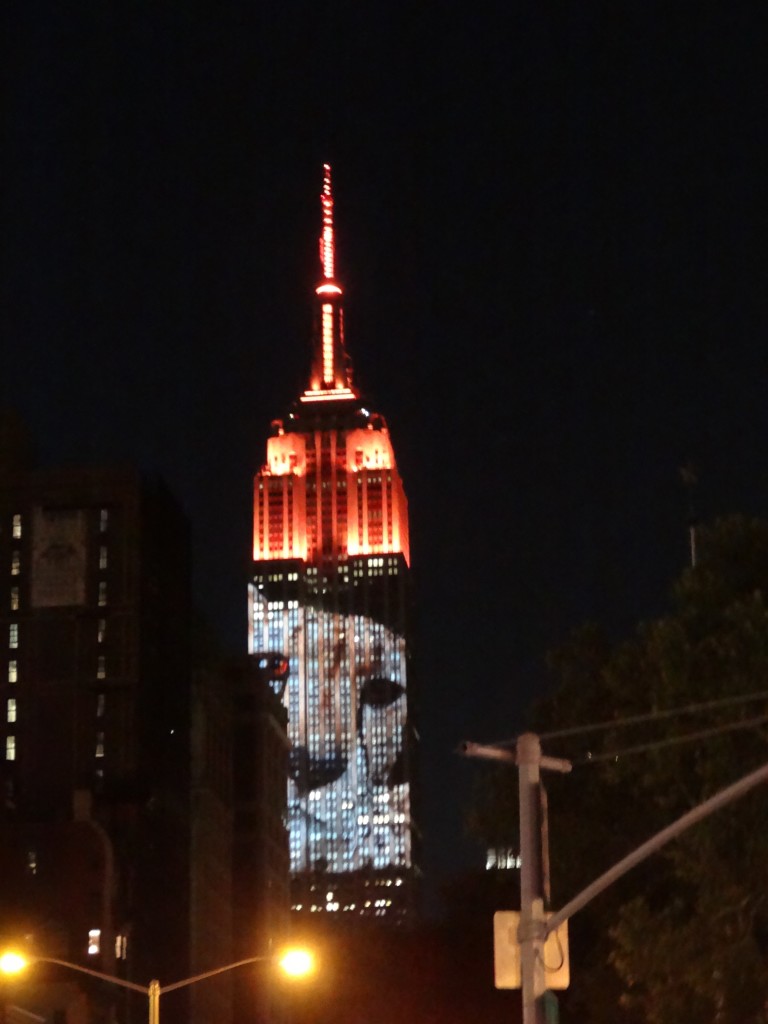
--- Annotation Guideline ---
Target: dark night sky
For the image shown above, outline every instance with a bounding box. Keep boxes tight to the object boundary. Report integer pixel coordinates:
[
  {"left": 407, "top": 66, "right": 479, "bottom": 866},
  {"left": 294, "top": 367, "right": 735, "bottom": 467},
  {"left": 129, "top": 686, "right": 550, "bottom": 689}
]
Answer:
[{"left": 3, "top": 3, "right": 768, "bottom": 890}]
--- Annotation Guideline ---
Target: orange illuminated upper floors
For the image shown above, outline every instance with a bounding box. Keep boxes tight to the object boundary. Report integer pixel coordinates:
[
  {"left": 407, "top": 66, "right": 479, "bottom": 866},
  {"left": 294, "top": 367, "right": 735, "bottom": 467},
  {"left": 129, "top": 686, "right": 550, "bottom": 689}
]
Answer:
[{"left": 254, "top": 466, "right": 409, "bottom": 564}]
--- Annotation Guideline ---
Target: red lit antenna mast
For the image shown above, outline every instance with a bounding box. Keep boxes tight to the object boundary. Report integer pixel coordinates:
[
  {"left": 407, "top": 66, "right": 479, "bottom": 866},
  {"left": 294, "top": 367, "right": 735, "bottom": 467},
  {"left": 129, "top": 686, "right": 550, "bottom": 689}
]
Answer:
[
  {"left": 316, "top": 164, "right": 341, "bottom": 296},
  {"left": 319, "top": 163, "right": 335, "bottom": 283},
  {"left": 304, "top": 163, "right": 353, "bottom": 398}
]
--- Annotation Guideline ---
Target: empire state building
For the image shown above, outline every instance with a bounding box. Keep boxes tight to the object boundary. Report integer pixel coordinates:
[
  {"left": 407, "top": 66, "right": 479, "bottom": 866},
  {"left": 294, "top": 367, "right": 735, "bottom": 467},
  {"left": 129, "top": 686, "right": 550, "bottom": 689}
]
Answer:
[{"left": 249, "top": 166, "right": 418, "bottom": 920}]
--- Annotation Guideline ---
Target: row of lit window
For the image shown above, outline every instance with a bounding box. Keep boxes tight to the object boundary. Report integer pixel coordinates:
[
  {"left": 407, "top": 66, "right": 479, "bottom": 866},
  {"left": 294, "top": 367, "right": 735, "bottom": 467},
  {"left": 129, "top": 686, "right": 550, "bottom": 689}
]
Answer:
[
  {"left": 7, "top": 503, "right": 105, "bottom": 536},
  {"left": 298, "top": 897, "right": 394, "bottom": 915},
  {"left": 306, "top": 878, "right": 404, "bottom": 891},
  {"left": 357, "top": 812, "right": 407, "bottom": 826},
  {"left": 7, "top": 511, "right": 108, "bottom": 535},
  {"left": 85, "top": 928, "right": 127, "bottom": 960},
  {"left": 9, "top": 621, "right": 108, "bottom": 657},
  {"left": 7, "top": 580, "right": 108, "bottom": 608},
  {"left": 486, "top": 848, "right": 522, "bottom": 871},
  {"left": 9, "top": 515, "right": 108, "bottom": 563}
]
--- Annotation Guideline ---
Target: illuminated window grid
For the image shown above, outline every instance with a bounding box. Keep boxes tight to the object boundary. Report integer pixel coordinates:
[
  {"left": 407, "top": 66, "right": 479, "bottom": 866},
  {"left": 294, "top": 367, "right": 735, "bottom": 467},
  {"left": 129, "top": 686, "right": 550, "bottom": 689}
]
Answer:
[{"left": 258, "top": 570, "right": 411, "bottom": 880}]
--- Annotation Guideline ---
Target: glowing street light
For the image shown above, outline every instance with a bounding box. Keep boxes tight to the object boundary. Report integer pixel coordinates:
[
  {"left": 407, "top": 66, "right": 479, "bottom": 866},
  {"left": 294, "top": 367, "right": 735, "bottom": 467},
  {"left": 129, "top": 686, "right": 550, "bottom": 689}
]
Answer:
[
  {"left": 278, "top": 947, "right": 314, "bottom": 977},
  {"left": 0, "top": 952, "right": 26, "bottom": 975},
  {"left": 1, "top": 947, "right": 314, "bottom": 1024}
]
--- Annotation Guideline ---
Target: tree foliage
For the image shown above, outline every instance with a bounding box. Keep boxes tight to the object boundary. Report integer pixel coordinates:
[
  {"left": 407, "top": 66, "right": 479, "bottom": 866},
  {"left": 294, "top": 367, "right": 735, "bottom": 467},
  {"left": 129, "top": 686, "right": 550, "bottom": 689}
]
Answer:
[{"left": 470, "top": 516, "right": 768, "bottom": 1023}]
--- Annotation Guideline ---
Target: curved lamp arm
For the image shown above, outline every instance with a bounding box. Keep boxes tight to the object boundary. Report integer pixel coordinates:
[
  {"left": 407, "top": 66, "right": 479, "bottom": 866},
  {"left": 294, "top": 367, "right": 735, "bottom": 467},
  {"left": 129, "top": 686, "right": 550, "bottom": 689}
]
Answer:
[{"left": 160, "top": 955, "right": 272, "bottom": 994}]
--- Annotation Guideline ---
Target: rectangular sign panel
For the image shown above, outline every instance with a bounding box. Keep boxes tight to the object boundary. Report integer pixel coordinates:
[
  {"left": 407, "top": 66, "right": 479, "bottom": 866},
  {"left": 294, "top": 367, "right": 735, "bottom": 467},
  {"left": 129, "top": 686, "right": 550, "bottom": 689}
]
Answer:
[{"left": 494, "top": 910, "right": 570, "bottom": 990}]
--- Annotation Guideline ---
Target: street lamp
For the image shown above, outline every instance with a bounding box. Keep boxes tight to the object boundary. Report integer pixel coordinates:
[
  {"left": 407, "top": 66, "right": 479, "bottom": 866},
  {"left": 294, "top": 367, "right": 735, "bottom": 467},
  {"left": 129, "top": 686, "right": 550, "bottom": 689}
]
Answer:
[{"left": 1, "top": 947, "right": 314, "bottom": 1024}]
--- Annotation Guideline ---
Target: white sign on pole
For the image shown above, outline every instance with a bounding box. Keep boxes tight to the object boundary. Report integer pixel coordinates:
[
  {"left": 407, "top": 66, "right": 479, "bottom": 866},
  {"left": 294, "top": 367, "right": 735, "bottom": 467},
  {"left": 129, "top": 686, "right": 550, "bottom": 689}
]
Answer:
[{"left": 493, "top": 911, "right": 569, "bottom": 990}]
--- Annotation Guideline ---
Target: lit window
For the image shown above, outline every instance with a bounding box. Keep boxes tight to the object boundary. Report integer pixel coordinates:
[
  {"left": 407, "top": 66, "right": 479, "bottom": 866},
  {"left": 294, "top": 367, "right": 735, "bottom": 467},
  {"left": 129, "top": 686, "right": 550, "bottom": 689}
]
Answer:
[
  {"left": 115, "top": 934, "right": 128, "bottom": 960},
  {"left": 99, "top": 509, "right": 108, "bottom": 533},
  {"left": 26, "top": 850, "right": 37, "bottom": 875},
  {"left": 12, "top": 515, "right": 22, "bottom": 539},
  {"left": 98, "top": 582, "right": 107, "bottom": 607},
  {"left": 99, "top": 546, "right": 108, "bottom": 570},
  {"left": 7, "top": 699, "right": 16, "bottom": 724},
  {"left": 11, "top": 552, "right": 20, "bottom": 576},
  {"left": 97, "top": 619, "right": 106, "bottom": 643},
  {"left": 9, "top": 624, "right": 18, "bottom": 649},
  {"left": 96, "top": 694, "right": 105, "bottom": 718},
  {"left": 97, "top": 656, "right": 106, "bottom": 680},
  {"left": 6, "top": 736, "right": 16, "bottom": 760},
  {"left": 88, "top": 929, "right": 101, "bottom": 955},
  {"left": 95, "top": 732, "right": 105, "bottom": 758},
  {"left": 10, "top": 587, "right": 19, "bottom": 611},
  {"left": 8, "top": 661, "right": 17, "bottom": 683}
]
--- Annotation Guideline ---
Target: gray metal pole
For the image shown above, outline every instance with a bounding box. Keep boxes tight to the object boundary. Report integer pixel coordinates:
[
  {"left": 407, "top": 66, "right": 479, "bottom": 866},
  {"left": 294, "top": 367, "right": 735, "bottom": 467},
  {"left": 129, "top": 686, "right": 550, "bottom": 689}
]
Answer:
[
  {"left": 517, "top": 733, "right": 545, "bottom": 1024},
  {"left": 546, "top": 758, "right": 768, "bottom": 936}
]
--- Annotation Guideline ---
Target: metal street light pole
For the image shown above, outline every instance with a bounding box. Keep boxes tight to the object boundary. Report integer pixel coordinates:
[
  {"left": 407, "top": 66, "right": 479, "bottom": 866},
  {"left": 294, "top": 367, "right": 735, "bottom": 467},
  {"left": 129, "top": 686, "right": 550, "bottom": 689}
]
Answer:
[
  {"left": 516, "top": 732, "right": 545, "bottom": 1024},
  {"left": 1, "top": 949, "right": 314, "bottom": 1024},
  {"left": 459, "top": 736, "right": 571, "bottom": 1024},
  {"left": 461, "top": 736, "right": 768, "bottom": 1022}
]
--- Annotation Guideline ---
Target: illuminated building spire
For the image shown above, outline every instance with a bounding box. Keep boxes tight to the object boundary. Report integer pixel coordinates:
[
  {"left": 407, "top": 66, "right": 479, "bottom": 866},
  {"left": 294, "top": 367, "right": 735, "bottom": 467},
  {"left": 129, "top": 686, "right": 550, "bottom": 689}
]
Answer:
[
  {"left": 303, "top": 163, "right": 357, "bottom": 402},
  {"left": 318, "top": 163, "right": 337, "bottom": 285}
]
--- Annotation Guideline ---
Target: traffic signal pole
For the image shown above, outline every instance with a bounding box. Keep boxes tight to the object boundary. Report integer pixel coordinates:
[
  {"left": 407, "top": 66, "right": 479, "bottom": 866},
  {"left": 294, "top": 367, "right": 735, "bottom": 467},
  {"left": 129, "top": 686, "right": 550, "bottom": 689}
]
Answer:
[
  {"left": 517, "top": 733, "right": 546, "bottom": 1024},
  {"left": 545, "top": 756, "right": 768, "bottom": 937},
  {"left": 460, "top": 735, "right": 571, "bottom": 1024},
  {"left": 461, "top": 735, "right": 768, "bottom": 1024}
]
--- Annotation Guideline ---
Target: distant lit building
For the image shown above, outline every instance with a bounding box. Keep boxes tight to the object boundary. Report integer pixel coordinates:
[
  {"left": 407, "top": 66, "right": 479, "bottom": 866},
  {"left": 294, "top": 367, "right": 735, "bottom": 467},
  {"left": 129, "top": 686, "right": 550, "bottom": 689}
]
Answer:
[
  {"left": 485, "top": 847, "right": 521, "bottom": 871},
  {"left": 249, "top": 167, "right": 419, "bottom": 920}
]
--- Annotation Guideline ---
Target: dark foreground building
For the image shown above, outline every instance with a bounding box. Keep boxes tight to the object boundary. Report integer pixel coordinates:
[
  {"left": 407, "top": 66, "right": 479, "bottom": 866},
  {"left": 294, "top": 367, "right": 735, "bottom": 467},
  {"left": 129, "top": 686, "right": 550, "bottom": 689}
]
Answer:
[
  {"left": 0, "top": 414, "right": 289, "bottom": 1024},
  {"left": 0, "top": 416, "right": 193, "bottom": 1023},
  {"left": 249, "top": 167, "right": 420, "bottom": 922}
]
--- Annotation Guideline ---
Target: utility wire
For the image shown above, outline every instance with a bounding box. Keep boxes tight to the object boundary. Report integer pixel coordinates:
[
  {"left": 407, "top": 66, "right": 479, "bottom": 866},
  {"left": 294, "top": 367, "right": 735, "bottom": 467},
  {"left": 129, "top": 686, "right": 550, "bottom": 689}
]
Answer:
[
  {"left": 537, "top": 688, "right": 768, "bottom": 742},
  {"left": 574, "top": 712, "right": 768, "bottom": 766}
]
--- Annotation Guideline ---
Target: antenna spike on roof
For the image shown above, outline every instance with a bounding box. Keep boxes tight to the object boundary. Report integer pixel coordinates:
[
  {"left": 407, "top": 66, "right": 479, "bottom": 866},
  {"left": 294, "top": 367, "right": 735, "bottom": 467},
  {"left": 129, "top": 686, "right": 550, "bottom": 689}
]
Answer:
[{"left": 320, "top": 163, "right": 335, "bottom": 281}]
